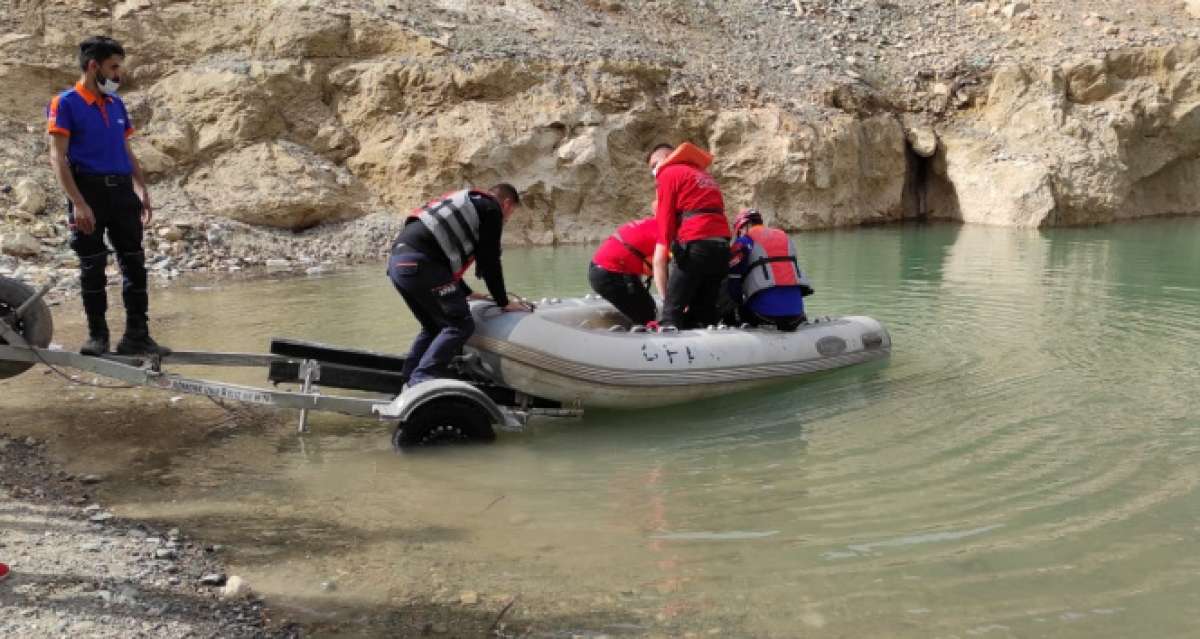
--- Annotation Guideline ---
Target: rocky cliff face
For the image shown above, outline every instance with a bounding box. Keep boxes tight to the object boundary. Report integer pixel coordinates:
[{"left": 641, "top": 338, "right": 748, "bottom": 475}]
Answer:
[
  {"left": 1, "top": 0, "right": 1198, "bottom": 274},
  {"left": 127, "top": 49, "right": 914, "bottom": 242},
  {"left": 928, "top": 43, "right": 1200, "bottom": 227}
]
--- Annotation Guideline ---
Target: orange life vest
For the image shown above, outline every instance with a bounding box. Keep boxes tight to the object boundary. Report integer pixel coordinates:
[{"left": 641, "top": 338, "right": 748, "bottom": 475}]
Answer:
[{"left": 743, "top": 226, "right": 807, "bottom": 298}]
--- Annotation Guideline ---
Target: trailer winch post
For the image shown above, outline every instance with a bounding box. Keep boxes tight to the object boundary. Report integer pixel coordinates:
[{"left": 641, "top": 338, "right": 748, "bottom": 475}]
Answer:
[{"left": 296, "top": 358, "right": 320, "bottom": 433}]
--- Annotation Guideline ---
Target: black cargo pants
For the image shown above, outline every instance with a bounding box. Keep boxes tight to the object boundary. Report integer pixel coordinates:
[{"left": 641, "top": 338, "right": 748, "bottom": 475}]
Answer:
[{"left": 67, "top": 174, "right": 148, "bottom": 337}]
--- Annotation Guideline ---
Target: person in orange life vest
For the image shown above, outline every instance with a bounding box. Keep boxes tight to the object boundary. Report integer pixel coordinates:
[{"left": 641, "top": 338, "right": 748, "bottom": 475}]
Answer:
[
  {"left": 645, "top": 142, "right": 731, "bottom": 329},
  {"left": 589, "top": 216, "right": 658, "bottom": 325},
  {"left": 47, "top": 36, "right": 168, "bottom": 357},
  {"left": 727, "top": 208, "right": 813, "bottom": 331},
  {"left": 387, "top": 184, "right": 529, "bottom": 388}
]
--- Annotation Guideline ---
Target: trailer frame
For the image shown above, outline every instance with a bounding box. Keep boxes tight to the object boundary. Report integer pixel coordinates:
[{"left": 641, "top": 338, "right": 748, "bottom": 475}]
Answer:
[{"left": 0, "top": 276, "right": 580, "bottom": 446}]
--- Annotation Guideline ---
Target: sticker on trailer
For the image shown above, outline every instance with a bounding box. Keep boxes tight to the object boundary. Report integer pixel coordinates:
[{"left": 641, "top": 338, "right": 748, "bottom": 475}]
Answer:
[{"left": 162, "top": 379, "right": 273, "bottom": 404}]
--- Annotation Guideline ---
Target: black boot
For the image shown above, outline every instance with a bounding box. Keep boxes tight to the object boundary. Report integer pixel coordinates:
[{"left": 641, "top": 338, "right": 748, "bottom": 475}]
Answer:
[
  {"left": 116, "top": 326, "right": 171, "bottom": 356},
  {"left": 79, "top": 285, "right": 110, "bottom": 356},
  {"left": 116, "top": 332, "right": 171, "bottom": 357},
  {"left": 116, "top": 317, "right": 171, "bottom": 357},
  {"left": 80, "top": 332, "right": 110, "bottom": 356},
  {"left": 80, "top": 316, "right": 109, "bottom": 356}
]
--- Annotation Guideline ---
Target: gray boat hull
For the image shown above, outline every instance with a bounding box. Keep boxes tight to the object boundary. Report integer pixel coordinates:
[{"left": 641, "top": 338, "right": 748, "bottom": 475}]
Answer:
[{"left": 466, "top": 296, "right": 891, "bottom": 409}]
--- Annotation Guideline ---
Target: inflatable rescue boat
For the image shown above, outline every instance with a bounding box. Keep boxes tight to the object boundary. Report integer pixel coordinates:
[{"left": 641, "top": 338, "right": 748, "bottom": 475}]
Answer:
[{"left": 465, "top": 296, "right": 890, "bottom": 409}]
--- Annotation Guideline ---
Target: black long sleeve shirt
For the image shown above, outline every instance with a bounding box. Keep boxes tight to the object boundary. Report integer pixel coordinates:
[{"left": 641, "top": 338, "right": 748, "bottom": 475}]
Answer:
[{"left": 393, "top": 191, "right": 509, "bottom": 307}]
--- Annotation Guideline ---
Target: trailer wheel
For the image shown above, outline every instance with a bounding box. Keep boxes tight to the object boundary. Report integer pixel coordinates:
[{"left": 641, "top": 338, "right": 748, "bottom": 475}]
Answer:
[
  {"left": 392, "top": 398, "right": 497, "bottom": 450},
  {"left": 0, "top": 277, "right": 54, "bottom": 379}
]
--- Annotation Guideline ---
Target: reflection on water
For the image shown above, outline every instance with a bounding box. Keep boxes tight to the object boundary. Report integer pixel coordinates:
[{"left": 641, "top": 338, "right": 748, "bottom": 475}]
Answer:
[{"left": 109, "top": 219, "right": 1200, "bottom": 637}]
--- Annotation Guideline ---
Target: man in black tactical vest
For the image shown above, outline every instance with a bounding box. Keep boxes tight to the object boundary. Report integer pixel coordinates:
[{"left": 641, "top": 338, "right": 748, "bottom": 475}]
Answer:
[{"left": 388, "top": 183, "right": 528, "bottom": 388}]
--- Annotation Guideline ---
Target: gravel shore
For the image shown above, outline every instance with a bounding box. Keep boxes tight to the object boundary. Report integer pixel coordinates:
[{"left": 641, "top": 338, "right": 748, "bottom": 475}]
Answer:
[{"left": 0, "top": 433, "right": 287, "bottom": 639}]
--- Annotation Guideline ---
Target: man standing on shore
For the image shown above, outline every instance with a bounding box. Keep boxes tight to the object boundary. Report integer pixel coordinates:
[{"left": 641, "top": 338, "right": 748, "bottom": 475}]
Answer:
[{"left": 46, "top": 35, "right": 169, "bottom": 356}]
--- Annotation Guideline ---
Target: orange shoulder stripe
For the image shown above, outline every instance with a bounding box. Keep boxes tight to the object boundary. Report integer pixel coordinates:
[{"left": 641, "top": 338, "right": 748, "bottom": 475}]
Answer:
[{"left": 46, "top": 95, "right": 70, "bottom": 136}]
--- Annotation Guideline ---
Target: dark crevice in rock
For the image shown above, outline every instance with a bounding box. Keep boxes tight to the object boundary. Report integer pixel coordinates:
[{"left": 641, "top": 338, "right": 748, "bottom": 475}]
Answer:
[{"left": 902, "top": 140, "right": 933, "bottom": 222}]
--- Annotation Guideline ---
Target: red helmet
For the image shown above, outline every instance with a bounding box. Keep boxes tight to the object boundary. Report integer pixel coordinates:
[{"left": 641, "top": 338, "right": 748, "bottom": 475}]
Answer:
[{"left": 734, "top": 208, "right": 763, "bottom": 234}]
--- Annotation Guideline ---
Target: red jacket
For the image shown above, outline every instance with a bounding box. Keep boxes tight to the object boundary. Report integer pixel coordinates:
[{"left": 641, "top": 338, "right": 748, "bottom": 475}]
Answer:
[
  {"left": 654, "top": 163, "right": 729, "bottom": 245},
  {"left": 593, "top": 217, "right": 657, "bottom": 275}
]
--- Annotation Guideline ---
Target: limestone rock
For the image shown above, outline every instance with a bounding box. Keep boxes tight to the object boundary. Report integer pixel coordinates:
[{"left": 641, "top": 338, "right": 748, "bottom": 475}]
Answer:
[
  {"left": 709, "top": 109, "right": 908, "bottom": 229},
  {"left": 0, "top": 63, "right": 77, "bottom": 122},
  {"left": 933, "top": 44, "right": 1200, "bottom": 226},
  {"left": 183, "top": 141, "right": 370, "bottom": 229},
  {"left": 1, "top": 232, "right": 41, "bottom": 257},
  {"left": 905, "top": 124, "right": 939, "bottom": 158},
  {"left": 14, "top": 178, "right": 46, "bottom": 216},
  {"left": 254, "top": 2, "right": 350, "bottom": 58},
  {"left": 145, "top": 67, "right": 287, "bottom": 156},
  {"left": 113, "top": 0, "right": 153, "bottom": 20},
  {"left": 199, "top": 573, "right": 226, "bottom": 586},
  {"left": 1002, "top": 2, "right": 1030, "bottom": 19},
  {"left": 129, "top": 139, "right": 176, "bottom": 177},
  {"left": 221, "top": 575, "right": 252, "bottom": 599},
  {"left": 158, "top": 225, "right": 185, "bottom": 242},
  {"left": 929, "top": 137, "right": 1058, "bottom": 226},
  {"left": 30, "top": 222, "right": 55, "bottom": 239},
  {"left": 1062, "top": 59, "right": 1113, "bottom": 104}
]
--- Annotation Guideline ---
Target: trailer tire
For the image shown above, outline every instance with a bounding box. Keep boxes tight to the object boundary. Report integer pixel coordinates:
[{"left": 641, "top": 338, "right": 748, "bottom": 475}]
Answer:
[
  {"left": 392, "top": 398, "right": 497, "bottom": 450},
  {"left": 0, "top": 277, "right": 54, "bottom": 379}
]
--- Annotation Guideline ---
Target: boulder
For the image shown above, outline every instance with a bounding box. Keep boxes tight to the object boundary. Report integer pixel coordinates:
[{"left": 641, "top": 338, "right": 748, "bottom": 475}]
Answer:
[
  {"left": 221, "top": 575, "right": 252, "bottom": 599},
  {"left": 146, "top": 68, "right": 287, "bottom": 156},
  {"left": 904, "top": 124, "right": 939, "bottom": 158},
  {"left": 0, "top": 231, "right": 41, "bottom": 257},
  {"left": 14, "top": 178, "right": 46, "bottom": 216},
  {"left": 183, "top": 141, "right": 371, "bottom": 229}
]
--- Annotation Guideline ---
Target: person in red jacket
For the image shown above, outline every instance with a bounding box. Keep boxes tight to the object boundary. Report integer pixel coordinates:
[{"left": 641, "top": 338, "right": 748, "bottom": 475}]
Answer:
[
  {"left": 589, "top": 216, "right": 658, "bottom": 325},
  {"left": 646, "top": 142, "right": 731, "bottom": 329}
]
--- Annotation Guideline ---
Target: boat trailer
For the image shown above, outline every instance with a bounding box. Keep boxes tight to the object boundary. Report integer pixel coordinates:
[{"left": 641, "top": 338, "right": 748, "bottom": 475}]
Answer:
[{"left": 0, "top": 275, "right": 579, "bottom": 449}]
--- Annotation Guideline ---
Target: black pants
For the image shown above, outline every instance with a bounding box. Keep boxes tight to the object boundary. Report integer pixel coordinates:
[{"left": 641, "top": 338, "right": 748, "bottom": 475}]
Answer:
[
  {"left": 388, "top": 250, "right": 474, "bottom": 386},
  {"left": 67, "top": 175, "right": 147, "bottom": 337},
  {"left": 587, "top": 262, "right": 656, "bottom": 325},
  {"left": 662, "top": 238, "right": 730, "bottom": 329}
]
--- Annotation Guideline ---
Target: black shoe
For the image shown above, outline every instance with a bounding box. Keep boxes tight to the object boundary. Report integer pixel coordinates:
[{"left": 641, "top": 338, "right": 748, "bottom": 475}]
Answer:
[
  {"left": 116, "top": 333, "right": 172, "bottom": 357},
  {"left": 80, "top": 334, "right": 110, "bottom": 357}
]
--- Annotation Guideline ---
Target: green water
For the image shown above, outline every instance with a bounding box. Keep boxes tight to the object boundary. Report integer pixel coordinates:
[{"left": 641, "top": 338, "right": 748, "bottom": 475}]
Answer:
[{"left": 109, "top": 219, "right": 1199, "bottom": 637}]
